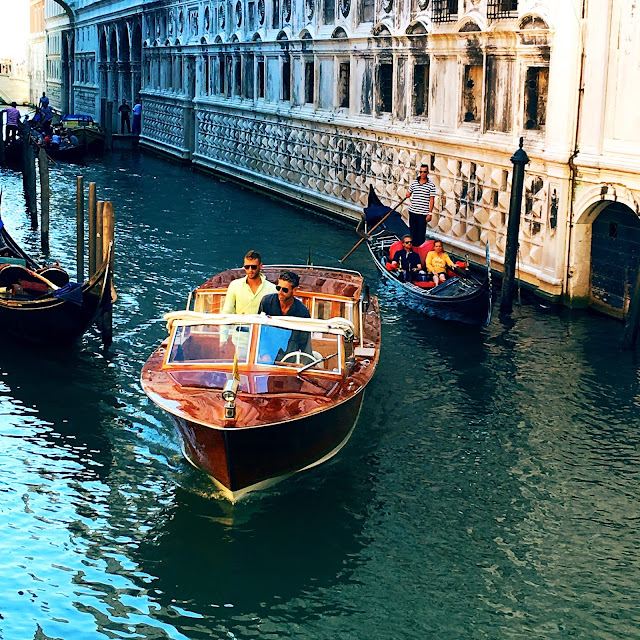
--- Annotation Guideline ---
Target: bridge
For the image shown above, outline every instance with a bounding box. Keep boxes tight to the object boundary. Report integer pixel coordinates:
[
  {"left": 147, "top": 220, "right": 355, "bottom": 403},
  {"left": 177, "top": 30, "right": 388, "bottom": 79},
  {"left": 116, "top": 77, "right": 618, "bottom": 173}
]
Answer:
[{"left": 0, "top": 60, "right": 29, "bottom": 105}]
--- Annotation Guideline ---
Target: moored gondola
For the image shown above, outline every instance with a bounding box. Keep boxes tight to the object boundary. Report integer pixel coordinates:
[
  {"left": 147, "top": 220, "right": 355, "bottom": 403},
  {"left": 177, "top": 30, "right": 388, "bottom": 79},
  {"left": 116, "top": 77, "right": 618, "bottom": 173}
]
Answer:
[
  {"left": 361, "top": 185, "right": 492, "bottom": 327},
  {"left": 0, "top": 217, "right": 115, "bottom": 346},
  {"left": 141, "top": 265, "right": 380, "bottom": 501}
]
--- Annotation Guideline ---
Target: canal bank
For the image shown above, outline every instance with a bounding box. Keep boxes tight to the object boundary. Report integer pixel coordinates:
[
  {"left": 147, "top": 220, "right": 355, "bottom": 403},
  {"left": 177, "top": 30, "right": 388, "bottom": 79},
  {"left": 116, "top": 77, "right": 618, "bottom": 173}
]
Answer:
[{"left": 0, "top": 150, "right": 639, "bottom": 640}]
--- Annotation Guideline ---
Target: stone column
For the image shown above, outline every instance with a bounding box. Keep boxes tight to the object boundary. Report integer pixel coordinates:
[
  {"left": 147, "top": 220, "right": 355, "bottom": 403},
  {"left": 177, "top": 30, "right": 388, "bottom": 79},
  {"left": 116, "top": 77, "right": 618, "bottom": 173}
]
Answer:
[{"left": 131, "top": 61, "right": 141, "bottom": 102}]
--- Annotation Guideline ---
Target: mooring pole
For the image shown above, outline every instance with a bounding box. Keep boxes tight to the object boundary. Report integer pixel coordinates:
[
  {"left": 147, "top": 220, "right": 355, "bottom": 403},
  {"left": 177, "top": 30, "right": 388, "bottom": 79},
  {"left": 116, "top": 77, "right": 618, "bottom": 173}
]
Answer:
[
  {"left": 76, "top": 176, "right": 85, "bottom": 282},
  {"left": 20, "top": 121, "right": 38, "bottom": 223},
  {"left": 105, "top": 100, "right": 113, "bottom": 150},
  {"left": 101, "top": 200, "right": 115, "bottom": 348},
  {"left": 88, "top": 182, "right": 97, "bottom": 278},
  {"left": 623, "top": 261, "right": 640, "bottom": 348},
  {"left": 0, "top": 111, "right": 5, "bottom": 168},
  {"left": 95, "top": 200, "right": 104, "bottom": 276},
  {"left": 500, "top": 138, "right": 530, "bottom": 315},
  {"left": 37, "top": 147, "right": 50, "bottom": 252}
]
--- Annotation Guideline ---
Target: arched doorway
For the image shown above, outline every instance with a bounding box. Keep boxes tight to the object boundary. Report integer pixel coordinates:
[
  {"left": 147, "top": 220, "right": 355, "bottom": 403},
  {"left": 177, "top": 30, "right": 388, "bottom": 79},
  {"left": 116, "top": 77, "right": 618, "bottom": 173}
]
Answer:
[{"left": 590, "top": 202, "right": 640, "bottom": 317}]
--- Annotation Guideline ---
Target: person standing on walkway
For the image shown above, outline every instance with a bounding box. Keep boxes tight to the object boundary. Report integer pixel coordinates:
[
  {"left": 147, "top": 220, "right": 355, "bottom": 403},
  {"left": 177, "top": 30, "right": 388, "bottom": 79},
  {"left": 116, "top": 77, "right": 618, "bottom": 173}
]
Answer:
[
  {"left": 39, "top": 92, "right": 49, "bottom": 110},
  {"left": 406, "top": 164, "right": 436, "bottom": 246},
  {"left": 118, "top": 99, "right": 131, "bottom": 133},
  {"left": 2, "top": 102, "right": 21, "bottom": 142},
  {"left": 132, "top": 100, "right": 142, "bottom": 136}
]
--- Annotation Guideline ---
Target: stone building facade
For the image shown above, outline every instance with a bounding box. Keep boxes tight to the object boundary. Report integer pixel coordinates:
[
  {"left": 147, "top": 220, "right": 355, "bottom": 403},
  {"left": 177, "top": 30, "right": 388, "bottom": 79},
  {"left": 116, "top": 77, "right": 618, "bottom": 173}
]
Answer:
[{"left": 27, "top": 0, "right": 640, "bottom": 318}]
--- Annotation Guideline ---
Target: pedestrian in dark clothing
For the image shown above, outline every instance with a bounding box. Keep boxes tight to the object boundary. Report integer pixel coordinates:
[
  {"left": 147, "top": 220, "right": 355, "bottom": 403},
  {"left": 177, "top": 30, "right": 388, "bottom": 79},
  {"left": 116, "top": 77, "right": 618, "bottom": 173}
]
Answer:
[{"left": 118, "top": 99, "right": 131, "bottom": 133}]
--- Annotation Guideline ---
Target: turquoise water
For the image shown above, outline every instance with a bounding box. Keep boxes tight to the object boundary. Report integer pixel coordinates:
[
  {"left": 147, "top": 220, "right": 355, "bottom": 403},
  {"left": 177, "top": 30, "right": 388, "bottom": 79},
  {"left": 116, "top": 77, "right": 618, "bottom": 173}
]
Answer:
[{"left": 0, "top": 152, "right": 639, "bottom": 639}]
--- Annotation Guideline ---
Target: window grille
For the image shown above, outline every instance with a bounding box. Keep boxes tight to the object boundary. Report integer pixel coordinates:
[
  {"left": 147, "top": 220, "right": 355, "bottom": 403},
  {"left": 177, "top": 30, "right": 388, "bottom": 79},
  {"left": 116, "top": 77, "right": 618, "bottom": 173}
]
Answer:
[
  {"left": 431, "top": 0, "right": 457, "bottom": 23},
  {"left": 487, "top": 0, "right": 518, "bottom": 20}
]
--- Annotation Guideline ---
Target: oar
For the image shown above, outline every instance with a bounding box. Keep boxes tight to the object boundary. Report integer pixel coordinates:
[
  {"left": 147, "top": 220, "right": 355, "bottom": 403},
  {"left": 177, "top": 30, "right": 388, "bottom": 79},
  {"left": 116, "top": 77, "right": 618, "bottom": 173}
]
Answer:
[{"left": 340, "top": 194, "right": 408, "bottom": 263}]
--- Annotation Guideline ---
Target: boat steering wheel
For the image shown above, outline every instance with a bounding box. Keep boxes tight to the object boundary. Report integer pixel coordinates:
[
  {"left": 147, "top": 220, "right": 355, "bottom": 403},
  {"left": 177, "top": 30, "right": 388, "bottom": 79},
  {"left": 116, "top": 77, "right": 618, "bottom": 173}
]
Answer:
[{"left": 279, "top": 350, "right": 316, "bottom": 365}]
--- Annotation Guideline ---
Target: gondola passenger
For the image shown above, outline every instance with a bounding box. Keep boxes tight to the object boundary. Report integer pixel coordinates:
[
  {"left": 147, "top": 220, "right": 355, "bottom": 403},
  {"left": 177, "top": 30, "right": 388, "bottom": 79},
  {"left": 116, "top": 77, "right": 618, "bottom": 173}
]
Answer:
[
  {"left": 391, "top": 235, "right": 422, "bottom": 282},
  {"left": 425, "top": 240, "right": 454, "bottom": 286}
]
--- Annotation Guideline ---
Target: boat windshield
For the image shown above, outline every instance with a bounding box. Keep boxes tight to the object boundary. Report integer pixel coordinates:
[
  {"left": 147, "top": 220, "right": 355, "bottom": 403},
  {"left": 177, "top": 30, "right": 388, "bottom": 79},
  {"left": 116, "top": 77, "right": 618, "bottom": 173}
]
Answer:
[
  {"left": 167, "top": 323, "right": 252, "bottom": 365},
  {"left": 256, "top": 325, "right": 342, "bottom": 373}
]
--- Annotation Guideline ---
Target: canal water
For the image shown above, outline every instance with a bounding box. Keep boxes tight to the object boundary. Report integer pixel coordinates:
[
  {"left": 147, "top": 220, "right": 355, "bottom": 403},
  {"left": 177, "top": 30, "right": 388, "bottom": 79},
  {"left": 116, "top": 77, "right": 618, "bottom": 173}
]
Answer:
[{"left": 0, "top": 151, "right": 639, "bottom": 640}]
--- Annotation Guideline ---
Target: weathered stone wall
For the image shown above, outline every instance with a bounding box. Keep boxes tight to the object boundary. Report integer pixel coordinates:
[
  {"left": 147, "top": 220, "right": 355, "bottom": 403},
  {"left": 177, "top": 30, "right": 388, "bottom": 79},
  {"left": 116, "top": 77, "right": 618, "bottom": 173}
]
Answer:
[{"left": 28, "top": 0, "right": 640, "bottom": 312}]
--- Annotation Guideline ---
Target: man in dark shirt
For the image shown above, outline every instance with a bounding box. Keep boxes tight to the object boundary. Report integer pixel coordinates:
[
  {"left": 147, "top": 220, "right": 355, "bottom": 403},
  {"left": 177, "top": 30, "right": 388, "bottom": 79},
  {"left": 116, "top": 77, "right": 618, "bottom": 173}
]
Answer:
[
  {"left": 118, "top": 99, "right": 131, "bottom": 133},
  {"left": 259, "top": 270, "right": 310, "bottom": 318},
  {"left": 391, "top": 235, "right": 422, "bottom": 282},
  {"left": 259, "top": 270, "right": 311, "bottom": 357}
]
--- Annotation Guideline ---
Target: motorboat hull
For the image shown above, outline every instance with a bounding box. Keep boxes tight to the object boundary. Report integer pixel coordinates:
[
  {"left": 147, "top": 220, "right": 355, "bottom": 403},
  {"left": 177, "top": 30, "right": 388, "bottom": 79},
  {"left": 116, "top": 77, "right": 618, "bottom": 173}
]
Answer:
[{"left": 168, "top": 390, "right": 364, "bottom": 500}]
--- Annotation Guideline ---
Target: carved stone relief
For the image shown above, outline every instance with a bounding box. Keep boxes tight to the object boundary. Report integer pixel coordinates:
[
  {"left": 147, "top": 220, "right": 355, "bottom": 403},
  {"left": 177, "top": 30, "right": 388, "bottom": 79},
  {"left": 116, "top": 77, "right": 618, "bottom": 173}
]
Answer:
[
  {"left": 236, "top": 1, "right": 242, "bottom": 27},
  {"left": 282, "top": 0, "right": 292, "bottom": 22},
  {"left": 305, "top": 0, "right": 314, "bottom": 20}
]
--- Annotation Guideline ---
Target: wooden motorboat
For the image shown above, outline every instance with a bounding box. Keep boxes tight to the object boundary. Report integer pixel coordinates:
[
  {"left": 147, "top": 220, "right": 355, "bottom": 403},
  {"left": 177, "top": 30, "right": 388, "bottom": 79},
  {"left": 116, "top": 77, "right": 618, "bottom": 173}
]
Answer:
[
  {"left": 0, "top": 217, "right": 115, "bottom": 346},
  {"left": 362, "top": 186, "right": 492, "bottom": 327},
  {"left": 141, "top": 265, "right": 380, "bottom": 501}
]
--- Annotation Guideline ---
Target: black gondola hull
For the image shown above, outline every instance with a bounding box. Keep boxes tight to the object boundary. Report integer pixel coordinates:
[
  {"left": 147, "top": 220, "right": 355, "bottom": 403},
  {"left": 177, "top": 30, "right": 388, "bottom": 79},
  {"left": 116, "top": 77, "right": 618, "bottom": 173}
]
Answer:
[
  {"left": 367, "top": 240, "right": 492, "bottom": 327},
  {"left": 0, "top": 224, "right": 113, "bottom": 345}
]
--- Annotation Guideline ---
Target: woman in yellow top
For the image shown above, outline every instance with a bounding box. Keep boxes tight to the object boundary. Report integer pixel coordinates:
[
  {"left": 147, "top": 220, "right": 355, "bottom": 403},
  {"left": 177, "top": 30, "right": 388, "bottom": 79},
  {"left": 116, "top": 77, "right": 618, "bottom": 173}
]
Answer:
[{"left": 425, "top": 240, "right": 454, "bottom": 286}]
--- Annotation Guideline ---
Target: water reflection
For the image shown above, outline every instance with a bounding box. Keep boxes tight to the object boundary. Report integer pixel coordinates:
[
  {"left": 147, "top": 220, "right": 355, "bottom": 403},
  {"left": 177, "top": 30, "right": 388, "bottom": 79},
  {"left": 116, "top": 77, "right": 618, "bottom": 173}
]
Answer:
[
  {"left": 0, "top": 340, "right": 116, "bottom": 480},
  {"left": 1, "top": 152, "right": 640, "bottom": 639}
]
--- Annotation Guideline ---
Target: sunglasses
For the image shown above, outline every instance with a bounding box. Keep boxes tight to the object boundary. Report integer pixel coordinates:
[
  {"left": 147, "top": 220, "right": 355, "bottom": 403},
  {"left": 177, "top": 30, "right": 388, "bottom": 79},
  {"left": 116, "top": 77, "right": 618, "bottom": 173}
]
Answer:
[
  {"left": 243, "top": 264, "right": 259, "bottom": 270},
  {"left": 275, "top": 285, "right": 291, "bottom": 293},
  {"left": 403, "top": 241, "right": 412, "bottom": 245}
]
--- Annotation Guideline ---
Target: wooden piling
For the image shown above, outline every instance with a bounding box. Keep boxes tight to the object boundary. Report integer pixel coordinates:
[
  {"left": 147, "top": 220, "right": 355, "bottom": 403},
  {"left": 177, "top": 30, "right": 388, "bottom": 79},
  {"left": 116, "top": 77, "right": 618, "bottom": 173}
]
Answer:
[
  {"left": 623, "top": 261, "right": 640, "bottom": 348},
  {"left": 100, "top": 200, "right": 115, "bottom": 348},
  {"left": 20, "top": 122, "right": 38, "bottom": 223},
  {"left": 37, "top": 147, "right": 50, "bottom": 252},
  {"left": 95, "top": 201, "right": 104, "bottom": 277},
  {"left": 0, "top": 111, "right": 5, "bottom": 168},
  {"left": 76, "top": 176, "right": 85, "bottom": 282},
  {"left": 88, "top": 182, "right": 97, "bottom": 278},
  {"left": 105, "top": 100, "right": 113, "bottom": 150},
  {"left": 500, "top": 138, "right": 530, "bottom": 315}
]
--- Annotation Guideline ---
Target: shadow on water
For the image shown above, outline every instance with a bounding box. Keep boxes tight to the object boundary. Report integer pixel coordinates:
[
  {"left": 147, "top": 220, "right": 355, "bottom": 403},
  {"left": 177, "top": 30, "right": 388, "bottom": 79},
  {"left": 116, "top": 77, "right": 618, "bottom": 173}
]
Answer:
[
  {"left": 0, "top": 336, "right": 117, "bottom": 480},
  {"left": 132, "top": 462, "right": 372, "bottom": 636}
]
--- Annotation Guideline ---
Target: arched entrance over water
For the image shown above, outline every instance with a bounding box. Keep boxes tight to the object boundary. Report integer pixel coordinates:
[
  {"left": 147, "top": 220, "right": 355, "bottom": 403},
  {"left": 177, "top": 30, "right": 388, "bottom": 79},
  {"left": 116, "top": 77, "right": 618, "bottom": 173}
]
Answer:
[{"left": 590, "top": 202, "right": 640, "bottom": 317}]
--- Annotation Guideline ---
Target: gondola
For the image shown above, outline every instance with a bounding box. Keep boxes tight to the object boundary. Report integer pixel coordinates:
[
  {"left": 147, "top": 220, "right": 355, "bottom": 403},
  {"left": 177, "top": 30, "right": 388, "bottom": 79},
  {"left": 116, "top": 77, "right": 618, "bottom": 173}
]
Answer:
[
  {"left": 45, "top": 138, "right": 86, "bottom": 163},
  {"left": 361, "top": 185, "right": 492, "bottom": 327},
  {"left": 60, "top": 114, "right": 105, "bottom": 151},
  {"left": 141, "top": 265, "right": 380, "bottom": 501},
  {"left": 0, "top": 215, "right": 115, "bottom": 346}
]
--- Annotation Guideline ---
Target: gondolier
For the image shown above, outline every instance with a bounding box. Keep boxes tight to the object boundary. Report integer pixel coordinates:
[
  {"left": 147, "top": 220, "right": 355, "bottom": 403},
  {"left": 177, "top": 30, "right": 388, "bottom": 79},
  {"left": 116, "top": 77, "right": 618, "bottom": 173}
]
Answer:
[{"left": 406, "top": 164, "right": 435, "bottom": 246}]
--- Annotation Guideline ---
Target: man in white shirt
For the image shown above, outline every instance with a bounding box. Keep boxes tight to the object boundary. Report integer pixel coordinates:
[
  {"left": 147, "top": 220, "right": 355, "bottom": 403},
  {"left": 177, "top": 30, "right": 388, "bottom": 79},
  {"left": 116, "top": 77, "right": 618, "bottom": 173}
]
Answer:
[
  {"left": 220, "top": 250, "right": 276, "bottom": 348},
  {"left": 406, "top": 164, "right": 436, "bottom": 246},
  {"left": 222, "top": 250, "right": 277, "bottom": 316}
]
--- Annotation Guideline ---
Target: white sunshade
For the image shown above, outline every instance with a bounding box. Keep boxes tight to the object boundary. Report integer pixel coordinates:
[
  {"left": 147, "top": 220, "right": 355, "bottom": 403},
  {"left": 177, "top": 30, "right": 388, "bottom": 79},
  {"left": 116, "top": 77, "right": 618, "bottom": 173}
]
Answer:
[{"left": 164, "top": 311, "right": 355, "bottom": 337}]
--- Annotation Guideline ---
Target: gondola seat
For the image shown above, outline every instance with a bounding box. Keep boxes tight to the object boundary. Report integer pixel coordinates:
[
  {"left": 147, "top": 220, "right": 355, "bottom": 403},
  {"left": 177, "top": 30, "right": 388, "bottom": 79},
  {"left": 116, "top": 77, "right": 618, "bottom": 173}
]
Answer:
[
  {"left": 38, "top": 265, "right": 70, "bottom": 288},
  {"left": 415, "top": 240, "right": 435, "bottom": 265},
  {"left": 0, "top": 263, "right": 51, "bottom": 297},
  {"left": 388, "top": 240, "right": 403, "bottom": 261},
  {"left": 414, "top": 281, "right": 437, "bottom": 289}
]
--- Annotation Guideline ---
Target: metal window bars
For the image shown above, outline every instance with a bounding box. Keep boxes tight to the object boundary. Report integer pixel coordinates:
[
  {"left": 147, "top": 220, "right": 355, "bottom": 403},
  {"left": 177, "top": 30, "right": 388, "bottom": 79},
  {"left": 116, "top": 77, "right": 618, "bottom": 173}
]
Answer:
[
  {"left": 431, "top": 0, "right": 458, "bottom": 23},
  {"left": 487, "top": 0, "right": 518, "bottom": 20}
]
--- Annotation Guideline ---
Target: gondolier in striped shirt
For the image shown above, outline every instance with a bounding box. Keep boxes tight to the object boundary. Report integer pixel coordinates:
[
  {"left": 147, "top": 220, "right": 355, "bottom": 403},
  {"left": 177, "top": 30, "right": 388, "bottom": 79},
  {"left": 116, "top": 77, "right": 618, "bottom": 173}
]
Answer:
[{"left": 406, "top": 164, "right": 436, "bottom": 246}]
